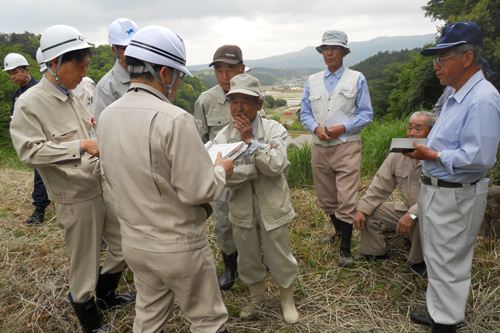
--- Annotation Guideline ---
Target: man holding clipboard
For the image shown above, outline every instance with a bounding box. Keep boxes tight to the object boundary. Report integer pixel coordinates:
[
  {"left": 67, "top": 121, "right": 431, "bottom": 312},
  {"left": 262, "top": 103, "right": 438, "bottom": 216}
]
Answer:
[{"left": 300, "top": 30, "right": 373, "bottom": 267}]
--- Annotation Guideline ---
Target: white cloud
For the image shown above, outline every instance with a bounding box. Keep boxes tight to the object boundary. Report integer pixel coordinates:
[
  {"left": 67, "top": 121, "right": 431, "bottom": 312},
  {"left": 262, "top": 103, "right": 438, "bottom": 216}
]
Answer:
[{"left": 1, "top": 0, "right": 442, "bottom": 65}]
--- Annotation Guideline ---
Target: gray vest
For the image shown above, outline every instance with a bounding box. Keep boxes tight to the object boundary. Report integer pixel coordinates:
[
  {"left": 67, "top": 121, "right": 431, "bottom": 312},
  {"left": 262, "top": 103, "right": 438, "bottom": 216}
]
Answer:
[{"left": 308, "top": 68, "right": 361, "bottom": 146}]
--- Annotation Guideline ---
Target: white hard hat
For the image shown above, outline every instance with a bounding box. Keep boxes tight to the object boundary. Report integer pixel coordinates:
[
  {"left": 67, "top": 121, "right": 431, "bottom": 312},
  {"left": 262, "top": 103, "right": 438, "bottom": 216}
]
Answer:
[
  {"left": 108, "top": 18, "right": 139, "bottom": 46},
  {"left": 36, "top": 48, "right": 47, "bottom": 72},
  {"left": 40, "top": 25, "right": 90, "bottom": 62},
  {"left": 125, "top": 26, "right": 192, "bottom": 78},
  {"left": 40, "top": 25, "right": 90, "bottom": 90},
  {"left": 3, "top": 53, "right": 29, "bottom": 71}
]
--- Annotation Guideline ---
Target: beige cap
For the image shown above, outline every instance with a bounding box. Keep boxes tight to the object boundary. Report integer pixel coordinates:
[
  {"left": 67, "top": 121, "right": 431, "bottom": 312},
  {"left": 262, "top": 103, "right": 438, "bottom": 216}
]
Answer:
[
  {"left": 226, "top": 74, "right": 261, "bottom": 97},
  {"left": 209, "top": 45, "right": 243, "bottom": 67}
]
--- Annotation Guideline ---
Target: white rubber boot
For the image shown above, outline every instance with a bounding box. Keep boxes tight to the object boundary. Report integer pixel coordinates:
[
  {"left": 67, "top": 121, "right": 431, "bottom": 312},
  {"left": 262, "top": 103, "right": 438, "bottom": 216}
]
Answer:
[
  {"left": 240, "top": 280, "right": 266, "bottom": 319},
  {"left": 279, "top": 285, "right": 299, "bottom": 324}
]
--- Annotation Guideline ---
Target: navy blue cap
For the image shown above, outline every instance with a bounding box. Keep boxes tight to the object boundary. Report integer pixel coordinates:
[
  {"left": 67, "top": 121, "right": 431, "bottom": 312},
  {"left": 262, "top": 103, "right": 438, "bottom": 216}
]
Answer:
[
  {"left": 482, "top": 58, "right": 495, "bottom": 75},
  {"left": 421, "top": 21, "right": 482, "bottom": 56}
]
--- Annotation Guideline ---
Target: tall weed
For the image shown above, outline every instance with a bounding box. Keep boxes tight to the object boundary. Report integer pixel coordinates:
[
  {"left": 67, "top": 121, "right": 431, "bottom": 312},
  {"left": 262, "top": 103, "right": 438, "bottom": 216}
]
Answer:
[{"left": 286, "top": 118, "right": 408, "bottom": 188}]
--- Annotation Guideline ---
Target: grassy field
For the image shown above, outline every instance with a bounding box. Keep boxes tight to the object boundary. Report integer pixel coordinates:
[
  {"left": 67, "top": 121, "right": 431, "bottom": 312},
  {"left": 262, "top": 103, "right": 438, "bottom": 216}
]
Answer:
[{"left": 1, "top": 161, "right": 499, "bottom": 332}]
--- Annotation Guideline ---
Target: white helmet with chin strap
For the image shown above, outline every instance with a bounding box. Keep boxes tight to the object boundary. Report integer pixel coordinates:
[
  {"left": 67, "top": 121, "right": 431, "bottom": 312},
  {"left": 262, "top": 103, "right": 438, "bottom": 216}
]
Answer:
[
  {"left": 125, "top": 26, "right": 193, "bottom": 100},
  {"left": 40, "top": 25, "right": 90, "bottom": 90},
  {"left": 36, "top": 48, "right": 47, "bottom": 72},
  {"left": 3, "top": 53, "right": 31, "bottom": 84}
]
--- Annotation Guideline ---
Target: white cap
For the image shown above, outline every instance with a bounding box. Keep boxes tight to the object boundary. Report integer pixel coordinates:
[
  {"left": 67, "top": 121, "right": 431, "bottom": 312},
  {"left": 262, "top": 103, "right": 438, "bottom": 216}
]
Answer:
[
  {"left": 108, "top": 18, "right": 139, "bottom": 46},
  {"left": 125, "top": 26, "right": 192, "bottom": 77},
  {"left": 3, "top": 53, "right": 29, "bottom": 71},
  {"left": 36, "top": 48, "right": 47, "bottom": 72},
  {"left": 40, "top": 25, "right": 90, "bottom": 62}
]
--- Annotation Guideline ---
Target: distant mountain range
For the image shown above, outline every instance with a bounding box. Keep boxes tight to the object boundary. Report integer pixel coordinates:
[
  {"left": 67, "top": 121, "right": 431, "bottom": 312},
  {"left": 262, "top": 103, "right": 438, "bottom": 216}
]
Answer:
[{"left": 188, "top": 34, "right": 437, "bottom": 71}]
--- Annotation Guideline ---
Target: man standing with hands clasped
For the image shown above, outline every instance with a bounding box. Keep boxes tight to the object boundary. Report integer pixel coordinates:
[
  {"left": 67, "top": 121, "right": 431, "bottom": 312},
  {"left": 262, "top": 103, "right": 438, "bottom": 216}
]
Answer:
[
  {"left": 300, "top": 30, "right": 373, "bottom": 267},
  {"left": 405, "top": 21, "right": 500, "bottom": 333}
]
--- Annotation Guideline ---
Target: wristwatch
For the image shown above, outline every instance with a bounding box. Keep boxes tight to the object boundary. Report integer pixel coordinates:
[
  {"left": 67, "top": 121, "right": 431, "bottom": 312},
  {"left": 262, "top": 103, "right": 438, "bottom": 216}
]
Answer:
[
  {"left": 436, "top": 151, "right": 443, "bottom": 166},
  {"left": 409, "top": 213, "right": 417, "bottom": 220}
]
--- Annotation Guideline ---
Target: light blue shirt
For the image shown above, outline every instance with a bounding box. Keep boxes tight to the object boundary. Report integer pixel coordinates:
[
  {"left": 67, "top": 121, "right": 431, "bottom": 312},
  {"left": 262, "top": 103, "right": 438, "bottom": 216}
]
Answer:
[
  {"left": 423, "top": 71, "right": 500, "bottom": 183},
  {"left": 300, "top": 66, "right": 373, "bottom": 135}
]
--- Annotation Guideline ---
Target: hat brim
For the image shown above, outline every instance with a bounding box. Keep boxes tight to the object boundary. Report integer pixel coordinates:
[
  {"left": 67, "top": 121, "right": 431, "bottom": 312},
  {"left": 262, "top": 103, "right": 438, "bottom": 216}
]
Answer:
[
  {"left": 316, "top": 44, "right": 351, "bottom": 55},
  {"left": 485, "top": 68, "right": 495, "bottom": 75},
  {"left": 226, "top": 88, "right": 260, "bottom": 97},
  {"left": 420, "top": 41, "right": 467, "bottom": 56},
  {"left": 209, "top": 58, "right": 241, "bottom": 67}
]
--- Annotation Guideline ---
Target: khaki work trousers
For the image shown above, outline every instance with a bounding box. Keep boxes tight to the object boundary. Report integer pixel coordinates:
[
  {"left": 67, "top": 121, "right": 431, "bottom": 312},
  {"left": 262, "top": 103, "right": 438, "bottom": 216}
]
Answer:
[
  {"left": 311, "top": 140, "right": 361, "bottom": 222},
  {"left": 55, "top": 185, "right": 126, "bottom": 303},
  {"left": 123, "top": 245, "right": 228, "bottom": 333},
  {"left": 360, "top": 202, "right": 423, "bottom": 264},
  {"left": 213, "top": 188, "right": 236, "bottom": 254},
  {"left": 419, "top": 183, "right": 487, "bottom": 325},
  {"left": 232, "top": 194, "right": 299, "bottom": 289}
]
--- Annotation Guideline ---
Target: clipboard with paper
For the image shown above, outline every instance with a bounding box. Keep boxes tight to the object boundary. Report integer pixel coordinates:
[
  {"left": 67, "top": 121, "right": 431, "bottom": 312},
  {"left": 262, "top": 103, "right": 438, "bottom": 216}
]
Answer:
[
  {"left": 204, "top": 141, "right": 248, "bottom": 164},
  {"left": 323, "top": 108, "right": 350, "bottom": 142}
]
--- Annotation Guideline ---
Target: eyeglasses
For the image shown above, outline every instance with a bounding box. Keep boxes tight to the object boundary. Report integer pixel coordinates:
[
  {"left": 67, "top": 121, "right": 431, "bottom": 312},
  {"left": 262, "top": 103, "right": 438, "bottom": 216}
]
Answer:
[
  {"left": 322, "top": 45, "right": 343, "bottom": 53},
  {"left": 433, "top": 53, "right": 460, "bottom": 66}
]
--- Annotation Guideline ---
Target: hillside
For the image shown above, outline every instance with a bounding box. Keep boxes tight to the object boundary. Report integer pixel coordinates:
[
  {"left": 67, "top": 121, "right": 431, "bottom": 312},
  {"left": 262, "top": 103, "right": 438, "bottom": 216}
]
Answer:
[{"left": 188, "top": 34, "right": 436, "bottom": 71}]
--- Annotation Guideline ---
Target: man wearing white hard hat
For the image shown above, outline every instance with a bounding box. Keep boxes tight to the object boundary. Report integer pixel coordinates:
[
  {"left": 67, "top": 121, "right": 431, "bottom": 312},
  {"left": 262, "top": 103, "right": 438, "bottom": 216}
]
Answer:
[
  {"left": 38, "top": 47, "right": 97, "bottom": 116},
  {"left": 300, "top": 30, "right": 373, "bottom": 267},
  {"left": 4, "top": 52, "right": 51, "bottom": 225},
  {"left": 93, "top": 18, "right": 138, "bottom": 127},
  {"left": 10, "top": 25, "right": 135, "bottom": 333},
  {"left": 214, "top": 74, "right": 300, "bottom": 324},
  {"left": 98, "top": 26, "right": 233, "bottom": 333}
]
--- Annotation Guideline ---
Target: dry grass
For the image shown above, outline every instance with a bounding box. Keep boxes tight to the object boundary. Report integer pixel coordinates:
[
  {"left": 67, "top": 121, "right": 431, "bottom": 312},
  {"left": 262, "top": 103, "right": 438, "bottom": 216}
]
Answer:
[{"left": 1, "top": 167, "right": 499, "bottom": 332}]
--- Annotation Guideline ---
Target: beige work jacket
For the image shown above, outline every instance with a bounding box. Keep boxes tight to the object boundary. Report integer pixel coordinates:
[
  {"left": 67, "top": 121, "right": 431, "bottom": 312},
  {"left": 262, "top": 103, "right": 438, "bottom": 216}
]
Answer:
[
  {"left": 97, "top": 83, "right": 227, "bottom": 253},
  {"left": 214, "top": 116, "right": 295, "bottom": 231},
  {"left": 10, "top": 77, "right": 102, "bottom": 204},
  {"left": 194, "top": 84, "right": 266, "bottom": 144},
  {"left": 357, "top": 152, "right": 421, "bottom": 216}
]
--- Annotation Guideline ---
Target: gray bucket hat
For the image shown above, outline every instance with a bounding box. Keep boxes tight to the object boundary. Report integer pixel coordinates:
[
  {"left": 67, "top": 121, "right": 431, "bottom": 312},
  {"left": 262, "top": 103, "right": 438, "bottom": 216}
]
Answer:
[{"left": 316, "top": 30, "right": 351, "bottom": 54}]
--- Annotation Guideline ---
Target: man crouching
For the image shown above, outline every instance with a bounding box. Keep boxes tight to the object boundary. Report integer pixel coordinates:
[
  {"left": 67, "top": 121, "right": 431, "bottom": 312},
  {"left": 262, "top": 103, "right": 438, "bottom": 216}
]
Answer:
[{"left": 214, "top": 74, "right": 299, "bottom": 324}]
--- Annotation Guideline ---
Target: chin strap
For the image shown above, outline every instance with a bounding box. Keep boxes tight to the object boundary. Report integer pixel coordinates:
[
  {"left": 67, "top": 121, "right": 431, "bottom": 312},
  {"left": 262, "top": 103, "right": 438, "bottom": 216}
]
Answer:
[
  {"left": 19, "top": 68, "right": 30, "bottom": 83},
  {"left": 128, "top": 61, "right": 178, "bottom": 100},
  {"left": 46, "top": 57, "right": 68, "bottom": 90}
]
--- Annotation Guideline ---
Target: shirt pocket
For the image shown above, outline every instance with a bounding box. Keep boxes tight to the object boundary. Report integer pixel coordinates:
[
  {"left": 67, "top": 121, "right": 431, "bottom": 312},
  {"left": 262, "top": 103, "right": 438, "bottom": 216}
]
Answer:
[
  {"left": 431, "top": 126, "right": 460, "bottom": 151},
  {"left": 339, "top": 87, "right": 356, "bottom": 99},
  {"left": 207, "top": 114, "right": 232, "bottom": 127},
  {"left": 395, "top": 168, "right": 409, "bottom": 196},
  {"left": 48, "top": 120, "right": 80, "bottom": 143}
]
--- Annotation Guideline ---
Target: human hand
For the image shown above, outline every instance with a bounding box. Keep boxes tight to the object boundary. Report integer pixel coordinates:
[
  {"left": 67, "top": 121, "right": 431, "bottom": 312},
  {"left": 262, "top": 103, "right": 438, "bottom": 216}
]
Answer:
[
  {"left": 353, "top": 211, "right": 366, "bottom": 230},
  {"left": 403, "top": 143, "right": 438, "bottom": 161},
  {"left": 80, "top": 139, "right": 99, "bottom": 158},
  {"left": 327, "top": 125, "right": 346, "bottom": 139},
  {"left": 232, "top": 115, "right": 253, "bottom": 144},
  {"left": 396, "top": 213, "right": 415, "bottom": 235},
  {"left": 215, "top": 152, "right": 234, "bottom": 179},
  {"left": 314, "top": 126, "right": 331, "bottom": 141}
]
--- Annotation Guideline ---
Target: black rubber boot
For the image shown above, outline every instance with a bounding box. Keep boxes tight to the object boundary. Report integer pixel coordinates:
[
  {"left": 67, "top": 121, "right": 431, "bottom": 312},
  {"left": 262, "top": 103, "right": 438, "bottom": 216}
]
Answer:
[
  {"left": 410, "top": 312, "right": 433, "bottom": 326},
  {"left": 218, "top": 251, "right": 238, "bottom": 291},
  {"left": 26, "top": 206, "right": 45, "bottom": 225},
  {"left": 330, "top": 214, "right": 342, "bottom": 240},
  {"left": 338, "top": 221, "right": 353, "bottom": 267},
  {"left": 432, "top": 322, "right": 457, "bottom": 333},
  {"left": 96, "top": 271, "right": 137, "bottom": 310},
  {"left": 69, "top": 294, "right": 110, "bottom": 333}
]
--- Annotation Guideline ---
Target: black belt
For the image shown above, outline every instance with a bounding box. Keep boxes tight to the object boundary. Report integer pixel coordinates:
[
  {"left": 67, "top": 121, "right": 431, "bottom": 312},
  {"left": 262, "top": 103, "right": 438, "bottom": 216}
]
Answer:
[{"left": 420, "top": 174, "right": 477, "bottom": 188}]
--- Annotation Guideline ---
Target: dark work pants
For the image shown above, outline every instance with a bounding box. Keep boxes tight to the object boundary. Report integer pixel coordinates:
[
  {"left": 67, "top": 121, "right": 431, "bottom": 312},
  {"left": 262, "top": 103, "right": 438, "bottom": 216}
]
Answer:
[{"left": 32, "top": 169, "right": 50, "bottom": 207}]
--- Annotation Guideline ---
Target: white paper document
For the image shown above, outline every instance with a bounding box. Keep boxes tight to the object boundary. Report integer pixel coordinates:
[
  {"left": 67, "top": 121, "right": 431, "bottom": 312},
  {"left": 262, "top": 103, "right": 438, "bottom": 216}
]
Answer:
[
  {"left": 205, "top": 141, "right": 248, "bottom": 164},
  {"left": 323, "top": 109, "right": 350, "bottom": 142}
]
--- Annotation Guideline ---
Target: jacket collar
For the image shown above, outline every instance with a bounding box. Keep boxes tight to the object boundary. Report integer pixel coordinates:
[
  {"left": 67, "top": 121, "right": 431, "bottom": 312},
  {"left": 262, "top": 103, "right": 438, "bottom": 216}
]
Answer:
[
  {"left": 226, "top": 114, "right": 264, "bottom": 140},
  {"left": 214, "top": 84, "right": 229, "bottom": 105},
  {"left": 128, "top": 82, "right": 170, "bottom": 103},
  {"left": 41, "top": 76, "right": 70, "bottom": 102},
  {"left": 114, "top": 60, "right": 132, "bottom": 84}
]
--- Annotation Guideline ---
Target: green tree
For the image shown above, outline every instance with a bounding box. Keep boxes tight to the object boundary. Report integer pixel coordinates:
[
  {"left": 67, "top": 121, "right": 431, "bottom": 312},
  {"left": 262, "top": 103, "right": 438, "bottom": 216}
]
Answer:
[
  {"left": 265, "top": 95, "right": 276, "bottom": 108},
  {"left": 275, "top": 98, "right": 287, "bottom": 107}
]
